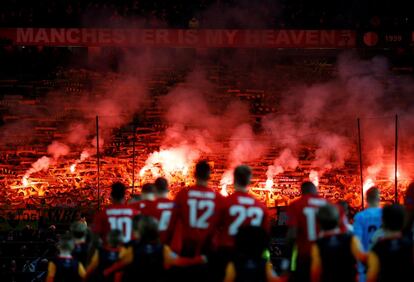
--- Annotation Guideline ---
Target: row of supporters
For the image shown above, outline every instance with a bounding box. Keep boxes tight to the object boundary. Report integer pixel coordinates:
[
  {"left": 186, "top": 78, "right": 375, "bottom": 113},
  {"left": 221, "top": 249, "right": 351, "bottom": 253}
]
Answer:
[{"left": 45, "top": 160, "right": 414, "bottom": 282}]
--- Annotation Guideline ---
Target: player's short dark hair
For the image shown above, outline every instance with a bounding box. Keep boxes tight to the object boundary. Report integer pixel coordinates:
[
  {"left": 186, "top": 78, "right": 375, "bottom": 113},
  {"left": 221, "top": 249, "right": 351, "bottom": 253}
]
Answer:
[
  {"left": 58, "top": 234, "right": 75, "bottom": 252},
  {"left": 111, "top": 182, "right": 126, "bottom": 201},
  {"left": 141, "top": 183, "right": 155, "bottom": 194},
  {"left": 235, "top": 226, "right": 269, "bottom": 258},
  {"left": 317, "top": 204, "right": 340, "bottom": 231},
  {"left": 107, "top": 229, "right": 123, "bottom": 247},
  {"left": 70, "top": 221, "right": 87, "bottom": 239},
  {"left": 234, "top": 165, "right": 252, "bottom": 187},
  {"left": 137, "top": 215, "right": 159, "bottom": 243},
  {"left": 155, "top": 177, "right": 169, "bottom": 193},
  {"left": 382, "top": 204, "right": 406, "bottom": 231},
  {"left": 195, "top": 160, "right": 211, "bottom": 181},
  {"left": 301, "top": 181, "right": 317, "bottom": 195},
  {"left": 366, "top": 187, "right": 380, "bottom": 204}
]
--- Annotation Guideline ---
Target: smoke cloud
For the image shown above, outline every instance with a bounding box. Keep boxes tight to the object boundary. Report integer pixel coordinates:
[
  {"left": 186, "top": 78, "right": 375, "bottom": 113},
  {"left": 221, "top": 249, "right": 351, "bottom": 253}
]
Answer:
[
  {"left": 139, "top": 67, "right": 272, "bottom": 187},
  {"left": 47, "top": 141, "right": 70, "bottom": 159},
  {"left": 262, "top": 52, "right": 414, "bottom": 183},
  {"left": 266, "top": 148, "right": 299, "bottom": 181}
]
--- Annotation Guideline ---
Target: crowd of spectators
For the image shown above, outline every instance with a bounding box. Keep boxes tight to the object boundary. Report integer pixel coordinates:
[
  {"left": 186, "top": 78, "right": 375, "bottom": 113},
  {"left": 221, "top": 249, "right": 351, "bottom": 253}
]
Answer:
[
  {"left": 0, "top": 164, "right": 413, "bottom": 282},
  {"left": 0, "top": 224, "right": 59, "bottom": 281},
  {"left": 0, "top": 0, "right": 413, "bottom": 29}
]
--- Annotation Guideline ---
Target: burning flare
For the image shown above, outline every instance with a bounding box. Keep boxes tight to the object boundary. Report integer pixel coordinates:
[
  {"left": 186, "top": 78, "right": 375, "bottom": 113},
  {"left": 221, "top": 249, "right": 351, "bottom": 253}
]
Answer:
[
  {"left": 265, "top": 149, "right": 298, "bottom": 191},
  {"left": 389, "top": 170, "right": 401, "bottom": 180},
  {"left": 22, "top": 142, "right": 70, "bottom": 186},
  {"left": 309, "top": 170, "right": 319, "bottom": 187},
  {"left": 22, "top": 176, "right": 29, "bottom": 187},
  {"left": 70, "top": 164, "right": 76, "bottom": 173},
  {"left": 139, "top": 146, "right": 200, "bottom": 181},
  {"left": 22, "top": 156, "right": 51, "bottom": 186},
  {"left": 220, "top": 186, "right": 229, "bottom": 197},
  {"left": 219, "top": 170, "right": 232, "bottom": 197},
  {"left": 363, "top": 178, "right": 375, "bottom": 194},
  {"left": 265, "top": 179, "right": 274, "bottom": 190},
  {"left": 69, "top": 150, "right": 91, "bottom": 173}
]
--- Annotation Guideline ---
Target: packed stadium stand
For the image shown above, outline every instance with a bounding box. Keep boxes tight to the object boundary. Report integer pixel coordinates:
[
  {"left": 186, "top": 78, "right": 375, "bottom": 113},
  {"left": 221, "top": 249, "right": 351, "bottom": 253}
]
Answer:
[{"left": 1, "top": 1, "right": 414, "bottom": 282}]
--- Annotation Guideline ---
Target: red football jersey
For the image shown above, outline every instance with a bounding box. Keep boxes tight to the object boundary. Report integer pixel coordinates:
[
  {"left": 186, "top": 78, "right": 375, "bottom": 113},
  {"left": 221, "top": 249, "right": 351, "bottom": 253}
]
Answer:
[
  {"left": 172, "top": 185, "right": 224, "bottom": 256},
  {"left": 150, "top": 198, "right": 175, "bottom": 244},
  {"left": 287, "top": 194, "right": 328, "bottom": 257},
  {"left": 219, "top": 191, "right": 269, "bottom": 248},
  {"left": 132, "top": 199, "right": 157, "bottom": 216},
  {"left": 92, "top": 204, "right": 139, "bottom": 243}
]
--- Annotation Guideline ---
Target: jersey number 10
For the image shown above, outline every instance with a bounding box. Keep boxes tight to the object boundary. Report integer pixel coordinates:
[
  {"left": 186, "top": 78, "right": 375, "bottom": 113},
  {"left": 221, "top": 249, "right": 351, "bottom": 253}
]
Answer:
[{"left": 108, "top": 217, "right": 132, "bottom": 242}]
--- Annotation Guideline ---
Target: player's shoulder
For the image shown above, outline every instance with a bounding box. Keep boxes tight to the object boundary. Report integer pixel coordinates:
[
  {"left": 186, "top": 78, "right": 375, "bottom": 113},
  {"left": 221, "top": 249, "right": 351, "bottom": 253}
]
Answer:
[
  {"left": 226, "top": 192, "right": 265, "bottom": 206},
  {"left": 307, "top": 194, "right": 328, "bottom": 206},
  {"left": 128, "top": 202, "right": 141, "bottom": 211},
  {"left": 157, "top": 197, "right": 173, "bottom": 204},
  {"left": 119, "top": 203, "right": 139, "bottom": 211},
  {"left": 107, "top": 203, "right": 139, "bottom": 214},
  {"left": 156, "top": 198, "right": 175, "bottom": 208},
  {"left": 354, "top": 209, "right": 366, "bottom": 219},
  {"left": 222, "top": 192, "right": 240, "bottom": 204},
  {"left": 366, "top": 207, "right": 382, "bottom": 216},
  {"left": 289, "top": 194, "right": 325, "bottom": 209},
  {"left": 289, "top": 196, "right": 306, "bottom": 210},
  {"left": 188, "top": 185, "right": 218, "bottom": 197},
  {"left": 175, "top": 186, "right": 190, "bottom": 198}
]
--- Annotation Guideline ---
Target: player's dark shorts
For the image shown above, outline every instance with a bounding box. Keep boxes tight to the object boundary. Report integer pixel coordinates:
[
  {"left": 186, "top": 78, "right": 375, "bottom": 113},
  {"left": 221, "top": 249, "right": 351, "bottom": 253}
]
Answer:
[{"left": 289, "top": 255, "right": 311, "bottom": 282}]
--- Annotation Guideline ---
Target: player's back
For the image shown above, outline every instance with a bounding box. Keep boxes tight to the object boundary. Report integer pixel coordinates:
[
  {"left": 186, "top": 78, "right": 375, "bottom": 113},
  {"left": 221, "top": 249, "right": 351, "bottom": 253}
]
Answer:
[
  {"left": 371, "top": 236, "right": 414, "bottom": 282},
  {"left": 174, "top": 185, "right": 223, "bottom": 256},
  {"left": 53, "top": 256, "right": 82, "bottom": 282},
  {"left": 316, "top": 233, "right": 357, "bottom": 282},
  {"left": 353, "top": 207, "right": 382, "bottom": 250},
  {"left": 122, "top": 241, "right": 165, "bottom": 282},
  {"left": 72, "top": 241, "right": 88, "bottom": 267},
  {"left": 220, "top": 191, "right": 268, "bottom": 248},
  {"left": 233, "top": 256, "right": 268, "bottom": 282},
  {"left": 93, "top": 204, "right": 139, "bottom": 243},
  {"left": 152, "top": 198, "right": 175, "bottom": 243},
  {"left": 95, "top": 246, "right": 120, "bottom": 282},
  {"left": 288, "top": 194, "right": 328, "bottom": 256}
]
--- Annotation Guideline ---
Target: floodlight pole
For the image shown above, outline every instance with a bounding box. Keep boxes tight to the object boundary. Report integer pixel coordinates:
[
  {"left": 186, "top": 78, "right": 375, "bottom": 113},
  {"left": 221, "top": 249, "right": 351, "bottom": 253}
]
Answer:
[
  {"left": 395, "top": 114, "right": 398, "bottom": 204},
  {"left": 132, "top": 123, "right": 136, "bottom": 195},
  {"left": 96, "top": 116, "right": 100, "bottom": 210},
  {"left": 357, "top": 118, "right": 364, "bottom": 209}
]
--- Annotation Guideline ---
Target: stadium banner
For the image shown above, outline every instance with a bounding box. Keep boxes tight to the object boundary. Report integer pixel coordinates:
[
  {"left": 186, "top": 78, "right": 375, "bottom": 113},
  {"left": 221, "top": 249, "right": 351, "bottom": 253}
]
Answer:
[{"left": 0, "top": 28, "right": 356, "bottom": 48}]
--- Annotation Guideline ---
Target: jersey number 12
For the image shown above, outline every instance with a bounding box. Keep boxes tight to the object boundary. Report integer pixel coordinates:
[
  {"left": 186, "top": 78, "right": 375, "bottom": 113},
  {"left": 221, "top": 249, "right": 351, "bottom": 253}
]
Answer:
[{"left": 188, "top": 199, "right": 214, "bottom": 229}]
